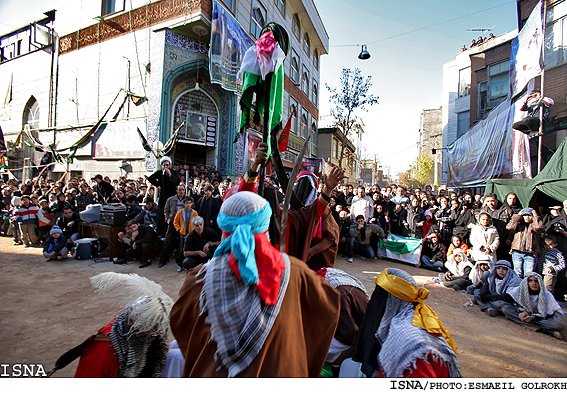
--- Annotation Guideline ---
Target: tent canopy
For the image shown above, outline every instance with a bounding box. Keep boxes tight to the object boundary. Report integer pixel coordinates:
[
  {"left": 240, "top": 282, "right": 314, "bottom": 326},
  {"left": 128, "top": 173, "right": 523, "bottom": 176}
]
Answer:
[{"left": 485, "top": 137, "right": 567, "bottom": 206}]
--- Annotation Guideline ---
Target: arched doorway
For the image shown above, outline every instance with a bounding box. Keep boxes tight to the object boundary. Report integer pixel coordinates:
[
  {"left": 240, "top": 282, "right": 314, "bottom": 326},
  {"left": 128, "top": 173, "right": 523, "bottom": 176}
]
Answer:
[{"left": 171, "top": 87, "right": 219, "bottom": 169}]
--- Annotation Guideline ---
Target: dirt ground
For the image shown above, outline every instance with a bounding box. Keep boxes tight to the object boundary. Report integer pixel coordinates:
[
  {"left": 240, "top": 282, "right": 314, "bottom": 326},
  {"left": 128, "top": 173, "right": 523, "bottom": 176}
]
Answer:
[{"left": 1, "top": 235, "right": 566, "bottom": 378}]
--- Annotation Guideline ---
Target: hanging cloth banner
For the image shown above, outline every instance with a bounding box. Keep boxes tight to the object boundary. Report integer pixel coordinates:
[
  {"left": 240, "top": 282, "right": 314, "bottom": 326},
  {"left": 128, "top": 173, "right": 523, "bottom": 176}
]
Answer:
[
  {"left": 278, "top": 105, "right": 295, "bottom": 152},
  {"left": 509, "top": 1, "right": 543, "bottom": 98},
  {"left": 0, "top": 125, "right": 6, "bottom": 152},
  {"left": 209, "top": 0, "right": 255, "bottom": 94}
]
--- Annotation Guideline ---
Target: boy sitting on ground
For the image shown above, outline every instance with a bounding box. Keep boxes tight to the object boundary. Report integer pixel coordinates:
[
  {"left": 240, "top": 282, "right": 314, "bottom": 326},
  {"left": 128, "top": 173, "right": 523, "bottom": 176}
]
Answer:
[{"left": 43, "top": 225, "right": 69, "bottom": 261}]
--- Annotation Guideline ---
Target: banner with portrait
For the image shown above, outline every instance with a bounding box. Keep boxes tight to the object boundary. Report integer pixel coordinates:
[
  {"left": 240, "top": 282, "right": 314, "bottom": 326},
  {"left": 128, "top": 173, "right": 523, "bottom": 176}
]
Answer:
[{"left": 209, "top": 0, "right": 255, "bottom": 94}]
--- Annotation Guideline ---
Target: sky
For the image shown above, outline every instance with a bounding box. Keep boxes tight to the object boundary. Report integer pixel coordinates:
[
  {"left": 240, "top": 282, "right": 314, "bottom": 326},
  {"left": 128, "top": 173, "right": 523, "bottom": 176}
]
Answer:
[
  {"left": 0, "top": 0, "right": 519, "bottom": 179},
  {"left": 313, "top": 0, "right": 518, "bottom": 179}
]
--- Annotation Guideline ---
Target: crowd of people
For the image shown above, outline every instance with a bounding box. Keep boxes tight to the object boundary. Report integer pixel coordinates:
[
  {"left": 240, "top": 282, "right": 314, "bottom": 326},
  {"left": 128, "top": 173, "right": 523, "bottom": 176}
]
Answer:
[
  {"left": 2, "top": 144, "right": 566, "bottom": 378},
  {"left": 327, "top": 183, "right": 566, "bottom": 339}
]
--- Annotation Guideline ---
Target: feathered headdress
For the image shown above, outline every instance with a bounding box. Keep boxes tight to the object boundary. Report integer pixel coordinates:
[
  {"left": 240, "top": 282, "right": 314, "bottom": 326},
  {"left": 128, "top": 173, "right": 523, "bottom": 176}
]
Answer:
[{"left": 90, "top": 272, "right": 173, "bottom": 336}]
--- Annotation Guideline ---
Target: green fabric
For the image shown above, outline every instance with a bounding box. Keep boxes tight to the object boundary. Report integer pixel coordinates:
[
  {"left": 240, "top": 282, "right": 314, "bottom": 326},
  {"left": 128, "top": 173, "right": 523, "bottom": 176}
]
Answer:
[
  {"left": 485, "top": 137, "right": 567, "bottom": 206},
  {"left": 379, "top": 236, "right": 422, "bottom": 255},
  {"left": 320, "top": 365, "right": 334, "bottom": 378},
  {"left": 238, "top": 66, "right": 284, "bottom": 156}
]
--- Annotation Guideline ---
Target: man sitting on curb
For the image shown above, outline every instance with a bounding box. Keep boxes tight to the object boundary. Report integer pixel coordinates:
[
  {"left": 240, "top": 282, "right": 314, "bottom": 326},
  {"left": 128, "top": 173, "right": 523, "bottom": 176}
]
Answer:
[
  {"left": 180, "top": 216, "right": 221, "bottom": 271},
  {"left": 125, "top": 219, "right": 163, "bottom": 268}
]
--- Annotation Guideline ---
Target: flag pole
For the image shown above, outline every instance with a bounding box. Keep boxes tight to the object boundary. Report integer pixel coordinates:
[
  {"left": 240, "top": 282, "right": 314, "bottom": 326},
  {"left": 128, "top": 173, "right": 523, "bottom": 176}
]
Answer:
[
  {"left": 538, "top": 0, "right": 547, "bottom": 174},
  {"left": 258, "top": 72, "right": 272, "bottom": 197}
]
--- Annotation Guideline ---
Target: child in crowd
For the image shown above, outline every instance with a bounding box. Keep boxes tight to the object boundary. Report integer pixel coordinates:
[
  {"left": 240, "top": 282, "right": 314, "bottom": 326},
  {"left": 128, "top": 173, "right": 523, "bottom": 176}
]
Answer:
[
  {"left": 43, "top": 225, "right": 69, "bottom": 261},
  {"left": 439, "top": 249, "right": 474, "bottom": 290},
  {"left": 446, "top": 235, "right": 470, "bottom": 258},
  {"left": 9, "top": 196, "right": 22, "bottom": 245},
  {"left": 506, "top": 207, "right": 544, "bottom": 278},
  {"left": 475, "top": 260, "right": 520, "bottom": 316},
  {"left": 470, "top": 212, "right": 499, "bottom": 263},
  {"left": 467, "top": 255, "right": 494, "bottom": 294},
  {"left": 15, "top": 195, "right": 39, "bottom": 247},
  {"left": 540, "top": 235, "right": 566, "bottom": 296},
  {"left": 422, "top": 210, "right": 435, "bottom": 238},
  {"left": 502, "top": 272, "right": 565, "bottom": 339},
  {"left": 36, "top": 196, "right": 53, "bottom": 243}
]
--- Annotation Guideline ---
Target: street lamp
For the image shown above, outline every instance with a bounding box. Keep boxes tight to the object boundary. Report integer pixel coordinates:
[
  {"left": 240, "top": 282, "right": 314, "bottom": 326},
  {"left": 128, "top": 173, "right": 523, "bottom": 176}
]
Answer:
[{"left": 358, "top": 45, "right": 370, "bottom": 60}]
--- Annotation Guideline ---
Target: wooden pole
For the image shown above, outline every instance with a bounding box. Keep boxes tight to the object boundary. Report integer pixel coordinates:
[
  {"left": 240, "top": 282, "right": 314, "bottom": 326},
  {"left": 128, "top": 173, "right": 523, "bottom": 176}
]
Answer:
[{"left": 258, "top": 73, "right": 273, "bottom": 197}]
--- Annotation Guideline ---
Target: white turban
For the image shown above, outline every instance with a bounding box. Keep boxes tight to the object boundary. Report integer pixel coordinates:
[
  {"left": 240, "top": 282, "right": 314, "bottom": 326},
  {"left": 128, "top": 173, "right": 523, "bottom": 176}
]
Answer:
[{"left": 159, "top": 156, "right": 171, "bottom": 166}]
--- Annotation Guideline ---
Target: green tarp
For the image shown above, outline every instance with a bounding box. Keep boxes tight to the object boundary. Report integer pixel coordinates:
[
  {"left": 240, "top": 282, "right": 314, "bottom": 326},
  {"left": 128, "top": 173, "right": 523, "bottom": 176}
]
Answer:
[{"left": 485, "top": 137, "right": 567, "bottom": 206}]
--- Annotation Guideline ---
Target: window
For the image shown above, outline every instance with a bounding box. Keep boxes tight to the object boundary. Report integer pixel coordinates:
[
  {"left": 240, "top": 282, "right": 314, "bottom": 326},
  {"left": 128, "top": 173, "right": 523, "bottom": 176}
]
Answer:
[
  {"left": 332, "top": 138, "right": 339, "bottom": 159},
  {"left": 301, "top": 112, "right": 308, "bottom": 139},
  {"left": 219, "top": 0, "right": 235, "bottom": 11},
  {"left": 23, "top": 96, "right": 40, "bottom": 130},
  {"left": 312, "top": 80, "right": 318, "bottom": 105},
  {"left": 290, "top": 99, "right": 298, "bottom": 135},
  {"left": 275, "top": 0, "right": 285, "bottom": 15},
  {"left": 303, "top": 33, "right": 310, "bottom": 56},
  {"left": 313, "top": 49, "right": 319, "bottom": 70},
  {"left": 545, "top": 0, "right": 567, "bottom": 68},
  {"left": 488, "top": 60, "right": 509, "bottom": 106},
  {"left": 251, "top": 1, "right": 266, "bottom": 39},
  {"left": 290, "top": 49, "right": 299, "bottom": 82},
  {"left": 292, "top": 14, "right": 300, "bottom": 41},
  {"left": 102, "top": 0, "right": 125, "bottom": 16},
  {"left": 458, "top": 67, "right": 471, "bottom": 97},
  {"left": 457, "top": 111, "right": 470, "bottom": 138},
  {"left": 302, "top": 66, "right": 309, "bottom": 96}
]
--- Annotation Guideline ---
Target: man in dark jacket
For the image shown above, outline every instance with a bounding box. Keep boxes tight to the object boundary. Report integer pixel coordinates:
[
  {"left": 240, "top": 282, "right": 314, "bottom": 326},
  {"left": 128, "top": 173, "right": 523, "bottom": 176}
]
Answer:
[
  {"left": 56, "top": 206, "right": 82, "bottom": 242},
  {"left": 125, "top": 219, "right": 163, "bottom": 268},
  {"left": 512, "top": 89, "right": 554, "bottom": 137},
  {"left": 337, "top": 210, "right": 353, "bottom": 256},
  {"left": 181, "top": 216, "right": 221, "bottom": 270},
  {"left": 147, "top": 156, "right": 181, "bottom": 237},
  {"left": 75, "top": 183, "right": 95, "bottom": 212},
  {"left": 196, "top": 184, "right": 221, "bottom": 234},
  {"left": 91, "top": 174, "right": 114, "bottom": 204},
  {"left": 420, "top": 232, "right": 446, "bottom": 271},
  {"left": 403, "top": 198, "right": 426, "bottom": 239}
]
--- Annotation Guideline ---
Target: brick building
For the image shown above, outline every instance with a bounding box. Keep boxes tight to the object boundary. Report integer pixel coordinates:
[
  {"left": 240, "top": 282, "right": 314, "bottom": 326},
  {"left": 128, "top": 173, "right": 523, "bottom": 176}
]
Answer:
[{"left": 418, "top": 107, "right": 442, "bottom": 186}]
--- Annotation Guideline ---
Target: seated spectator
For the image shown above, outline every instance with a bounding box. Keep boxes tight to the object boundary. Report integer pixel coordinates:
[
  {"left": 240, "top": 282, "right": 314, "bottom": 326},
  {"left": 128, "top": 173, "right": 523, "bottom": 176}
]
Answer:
[
  {"left": 125, "top": 219, "right": 162, "bottom": 268},
  {"left": 15, "top": 195, "right": 39, "bottom": 247},
  {"left": 475, "top": 260, "right": 520, "bottom": 316},
  {"left": 439, "top": 249, "right": 474, "bottom": 291},
  {"left": 447, "top": 235, "right": 470, "bottom": 257},
  {"left": 541, "top": 235, "right": 565, "bottom": 296},
  {"left": 134, "top": 197, "right": 159, "bottom": 226},
  {"left": 181, "top": 216, "right": 221, "bottom": 271},
  {"left": 502, "top": 273, "right": 565, "bottom": 339},
  {"left": 43, "top": 225, "right": 69, "bottom": 261},
  {"left": 124, "top": 194, "right": 142, "bottom": 221},
  {"left": 470, "top": 212, "right": 499, "bottom": 263},
  {"left": 36, "top": 196, "right": 53, "bottom": 243},
  {"left": 56, "top": 207, "right": 81, "bottom": 243},
  {"left": 506, "top": 207, "right": 544, "bottom": 278},
  {"left": 347, "top": 215, "right": 387, "bottom": 262},
  {"left": 419, "top": 232, "right": 446, "bottom": 271}
]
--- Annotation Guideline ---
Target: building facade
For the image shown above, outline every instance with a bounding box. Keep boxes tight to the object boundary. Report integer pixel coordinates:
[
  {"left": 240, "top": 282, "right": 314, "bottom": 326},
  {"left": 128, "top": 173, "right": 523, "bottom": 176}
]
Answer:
[
  {"left": 418, "top": 107, "right": 443, "bottom": 187},
  {"left": 0, "top": 0, "right": 328, "bottom": 180}
]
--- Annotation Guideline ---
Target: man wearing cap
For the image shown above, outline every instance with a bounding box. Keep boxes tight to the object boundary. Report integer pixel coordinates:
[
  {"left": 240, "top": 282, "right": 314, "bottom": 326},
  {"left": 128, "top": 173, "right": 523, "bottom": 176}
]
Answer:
[
  {"left": 91, "top": 174, "right": 114, "bottom": 204},
  {"left": 507, "top": 207, "right": 544, "bottom": 278},
  {"left": 170, "top": 191, "right": 340, "bottom": 377},
  {"left": 147, "top": 156, "right": 180, "bottom": 237}
]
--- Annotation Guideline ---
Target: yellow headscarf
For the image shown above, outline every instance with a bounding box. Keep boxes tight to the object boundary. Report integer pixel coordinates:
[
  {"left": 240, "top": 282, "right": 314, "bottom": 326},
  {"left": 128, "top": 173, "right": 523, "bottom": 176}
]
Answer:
[{"left": 375, "top": 270, "right": 458, "bottom": 353}]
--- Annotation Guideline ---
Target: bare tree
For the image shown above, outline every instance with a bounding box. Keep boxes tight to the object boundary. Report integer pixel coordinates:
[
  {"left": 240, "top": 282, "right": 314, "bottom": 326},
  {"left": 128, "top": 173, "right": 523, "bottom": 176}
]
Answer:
[{"left": 326, "top": 68, "right": 379, "bottom": 169}]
